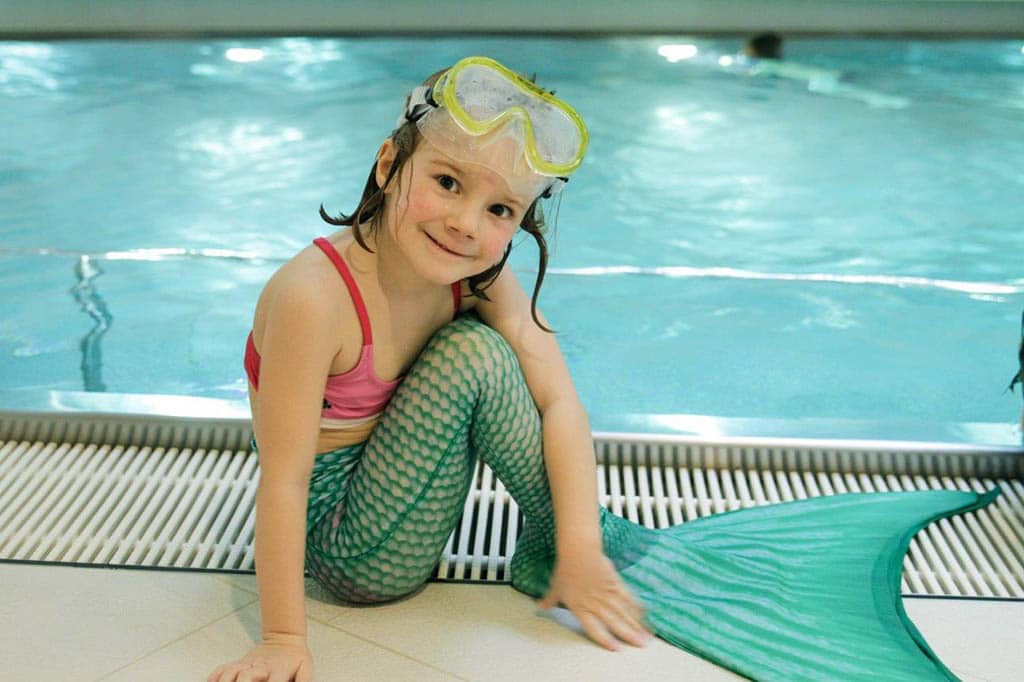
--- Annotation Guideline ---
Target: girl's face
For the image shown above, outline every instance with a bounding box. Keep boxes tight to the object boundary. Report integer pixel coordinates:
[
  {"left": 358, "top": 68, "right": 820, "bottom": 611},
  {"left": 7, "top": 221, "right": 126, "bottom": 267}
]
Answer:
[{"left": 376, "top": 138, "right": 533, "bottom": 285}]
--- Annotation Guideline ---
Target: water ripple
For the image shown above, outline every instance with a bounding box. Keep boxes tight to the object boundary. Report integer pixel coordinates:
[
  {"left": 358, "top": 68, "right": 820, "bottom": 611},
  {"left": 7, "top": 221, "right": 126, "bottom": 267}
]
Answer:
[
  {"left": 0, "top": 246, "right": 280, "bottom": 263},
  {"left": 4, "top": 247, "right": 1021, "bottom": 296},
  {"left": 547, "top": 265, "right": 1024, "bottom": 295}
]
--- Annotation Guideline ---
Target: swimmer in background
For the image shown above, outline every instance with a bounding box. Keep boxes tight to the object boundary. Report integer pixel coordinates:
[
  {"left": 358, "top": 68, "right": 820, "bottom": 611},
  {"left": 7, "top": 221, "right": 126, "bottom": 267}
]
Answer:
[
  {"left": 744, "top": 32, "right": 784, "bottom": 60},
  {"left": 729, "top": 31, "right": 910, "bottom": 109}
]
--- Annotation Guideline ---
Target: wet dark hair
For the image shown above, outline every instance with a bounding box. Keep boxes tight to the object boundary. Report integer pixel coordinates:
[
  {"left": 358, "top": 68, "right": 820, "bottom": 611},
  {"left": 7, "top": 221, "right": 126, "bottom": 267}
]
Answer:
[
  {"left": 320, "top": 86, "right": 556, "bottom": 332},
  {"left": 746, "top": 32, "right": 783, "bottom": 60}
]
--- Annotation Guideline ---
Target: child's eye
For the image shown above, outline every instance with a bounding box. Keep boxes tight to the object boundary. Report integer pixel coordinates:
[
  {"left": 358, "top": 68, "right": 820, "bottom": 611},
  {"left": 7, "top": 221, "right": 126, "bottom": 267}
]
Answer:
[
  {"left": 489, "top": 204, "right": 514, "bottom": 219},
  {"left": 437, "top": 174, "right": 458, "bottom": 191}
]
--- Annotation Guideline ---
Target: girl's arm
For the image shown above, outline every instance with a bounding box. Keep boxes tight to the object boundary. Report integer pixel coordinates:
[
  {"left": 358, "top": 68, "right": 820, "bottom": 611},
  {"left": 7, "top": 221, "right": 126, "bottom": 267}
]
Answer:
[
  {"left": 209, "top": 267, "right": 339, "bottom": 682},
  {"left": 475, "top": 266, "right": 652, "bottom": 651}
]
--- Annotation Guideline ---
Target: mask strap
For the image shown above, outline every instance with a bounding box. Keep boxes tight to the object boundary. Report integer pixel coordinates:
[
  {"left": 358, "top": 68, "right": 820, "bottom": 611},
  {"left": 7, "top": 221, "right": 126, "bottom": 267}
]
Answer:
[
  {"left": 541, "top": 177, "right": 568, "bottom": 199},
  {"left": 397, "top": 85, "right": 438, "bottom": 128}
]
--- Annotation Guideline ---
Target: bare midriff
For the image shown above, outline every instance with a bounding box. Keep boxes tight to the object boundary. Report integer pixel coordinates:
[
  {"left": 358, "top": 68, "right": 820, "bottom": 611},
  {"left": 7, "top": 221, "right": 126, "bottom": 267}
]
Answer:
[{"left": 315, "top": 419, "right": 377, "bottom": 453}]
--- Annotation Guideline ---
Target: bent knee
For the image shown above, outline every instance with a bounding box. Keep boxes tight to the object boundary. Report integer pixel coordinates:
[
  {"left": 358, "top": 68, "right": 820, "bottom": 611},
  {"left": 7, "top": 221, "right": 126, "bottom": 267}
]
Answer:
[
  {"left": 427, "top": 315, "right": 514, "bottom": 359},
  {"left": 307, "top": 556, "right": 429, "bottom": 605},
  {"left": 433, "top": 314, "right": 503, "bottom": 343},
  {"left": 322, "top": 579, "right": 424, "bottom": 606}
]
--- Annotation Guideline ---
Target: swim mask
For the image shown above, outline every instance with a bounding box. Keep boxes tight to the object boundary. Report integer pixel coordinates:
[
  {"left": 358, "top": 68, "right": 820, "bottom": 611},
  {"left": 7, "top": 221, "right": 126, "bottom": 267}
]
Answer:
[{"left": 399, "top": 56, "right": 588, "bottom": 198}]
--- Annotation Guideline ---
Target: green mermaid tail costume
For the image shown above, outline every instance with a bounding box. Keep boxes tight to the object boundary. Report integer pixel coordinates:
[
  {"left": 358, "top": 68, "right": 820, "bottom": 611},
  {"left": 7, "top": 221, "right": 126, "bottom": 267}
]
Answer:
[{"left": 296, "top": 316, "right": 995, "bottom": 681}]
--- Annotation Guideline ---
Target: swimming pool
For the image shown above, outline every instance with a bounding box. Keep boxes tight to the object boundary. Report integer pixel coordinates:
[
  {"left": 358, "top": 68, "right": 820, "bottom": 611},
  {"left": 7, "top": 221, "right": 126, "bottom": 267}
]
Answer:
[{"left": 1, "top": 37, "right": 1022, "bottom": 444}]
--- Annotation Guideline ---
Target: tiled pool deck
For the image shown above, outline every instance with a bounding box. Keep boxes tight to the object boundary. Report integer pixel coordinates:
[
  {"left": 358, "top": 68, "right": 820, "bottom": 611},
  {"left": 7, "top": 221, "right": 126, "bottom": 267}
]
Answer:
[{"left": 2, "top": 562, "right": 1021, "bottom": 681}]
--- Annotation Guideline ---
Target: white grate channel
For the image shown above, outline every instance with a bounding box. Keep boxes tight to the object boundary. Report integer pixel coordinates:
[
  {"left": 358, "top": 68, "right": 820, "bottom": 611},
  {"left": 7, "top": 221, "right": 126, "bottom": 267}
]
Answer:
[{"left": 0, "top": 412, "right": 1022, "bottom": 597}]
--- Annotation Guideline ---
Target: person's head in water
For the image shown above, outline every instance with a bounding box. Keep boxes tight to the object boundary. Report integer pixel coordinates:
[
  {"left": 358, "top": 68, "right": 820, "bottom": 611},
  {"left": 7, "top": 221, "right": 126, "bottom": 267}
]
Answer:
[{"left": 744, "top": 32, "right": 783, "bottom": 60}]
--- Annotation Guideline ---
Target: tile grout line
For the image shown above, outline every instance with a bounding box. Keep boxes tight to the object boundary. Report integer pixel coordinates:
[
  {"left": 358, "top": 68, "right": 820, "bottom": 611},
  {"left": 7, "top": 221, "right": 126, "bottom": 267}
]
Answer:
[
  {"left": 212, "top": 572, "right": 259, "bottom": 594},
  {"left": 307, "top": 612, "right": 471, "bottom": 680},
  {"left": 91, "top": 594, "right": 260, "bottom": 681},
  {"left": 179, "top": 574, "right": 469, "bottom": 681}
]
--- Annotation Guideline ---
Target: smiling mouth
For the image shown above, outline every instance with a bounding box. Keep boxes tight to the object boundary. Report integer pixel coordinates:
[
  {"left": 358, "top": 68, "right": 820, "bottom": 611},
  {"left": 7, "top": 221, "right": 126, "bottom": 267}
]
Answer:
[{"left": 426, "top": 232, "right": 468, "bottom": 258}]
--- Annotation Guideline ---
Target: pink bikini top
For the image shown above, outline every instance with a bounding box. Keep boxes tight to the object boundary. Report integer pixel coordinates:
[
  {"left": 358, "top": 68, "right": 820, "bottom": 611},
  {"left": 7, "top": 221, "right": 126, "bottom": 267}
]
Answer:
[{"left": 245, "top": 237, "right": 461, "bottom": 426}]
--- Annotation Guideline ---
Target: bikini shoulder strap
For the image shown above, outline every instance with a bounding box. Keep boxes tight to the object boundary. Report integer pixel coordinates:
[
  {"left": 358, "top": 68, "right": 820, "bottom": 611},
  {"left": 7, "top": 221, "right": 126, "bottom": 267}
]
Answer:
[{"left": 313, "top": 237, "right": 373, "bottom": 345}]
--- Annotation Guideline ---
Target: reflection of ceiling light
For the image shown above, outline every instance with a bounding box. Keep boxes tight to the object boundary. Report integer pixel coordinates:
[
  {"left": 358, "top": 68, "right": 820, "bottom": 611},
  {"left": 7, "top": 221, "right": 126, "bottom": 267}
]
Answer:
[
  {"left": 225, "top": 48, "right": 265, "bottom": 63},
  {"left": 718, "top": 56, "right": 734, "bottom": 67},
  {"left": 657, "top": 44, "right": 698, "bottom": 63}
]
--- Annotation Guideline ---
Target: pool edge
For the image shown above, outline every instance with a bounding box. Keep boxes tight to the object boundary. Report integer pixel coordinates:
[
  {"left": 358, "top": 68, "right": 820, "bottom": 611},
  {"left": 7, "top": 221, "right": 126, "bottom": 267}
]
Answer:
[{"left": 1, "top": 389, "right": 1021, "bottom": 451}]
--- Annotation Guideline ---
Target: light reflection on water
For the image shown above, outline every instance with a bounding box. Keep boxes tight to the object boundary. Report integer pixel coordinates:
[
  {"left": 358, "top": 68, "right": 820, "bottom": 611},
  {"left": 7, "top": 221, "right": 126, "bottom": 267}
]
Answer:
[{"left": 1, "top": 37, "right": 1022, "bottom": 435}]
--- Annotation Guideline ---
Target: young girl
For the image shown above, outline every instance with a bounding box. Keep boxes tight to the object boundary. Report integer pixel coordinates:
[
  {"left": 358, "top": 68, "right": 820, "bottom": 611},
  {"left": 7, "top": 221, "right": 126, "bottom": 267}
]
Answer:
[
  {"left": 209, "top": 56, "right": 650, "bottom": 682},
  {"left": 210, "top": 56, "right": 999, "bottom": 682}
]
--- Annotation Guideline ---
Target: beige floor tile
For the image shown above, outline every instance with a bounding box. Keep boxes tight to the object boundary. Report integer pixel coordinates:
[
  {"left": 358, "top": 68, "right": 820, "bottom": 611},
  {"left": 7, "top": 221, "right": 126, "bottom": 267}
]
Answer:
[
  {"left": 103, "top": 602, "right": 463, "bottom": 682},
  {"left": 210, "top": 570, "right": 258, "bottom": 595},
  {"left": 212, "top": 571, "right": 347, "bottom": 624},
  {"left": 0, "top": 562, "right": 256, "bottom": 682},
  {"left": 5, "top": 561, "right": 1020, "bottom": 682},
  {"left": 905, "top": 597, "right": 1024, "bottom": 682},
  {"left": 318, "top": 582, "right": 742, "bottom": 682},
  {"left": 314, "top": 583, "right": 1024, "bottom": 682}
]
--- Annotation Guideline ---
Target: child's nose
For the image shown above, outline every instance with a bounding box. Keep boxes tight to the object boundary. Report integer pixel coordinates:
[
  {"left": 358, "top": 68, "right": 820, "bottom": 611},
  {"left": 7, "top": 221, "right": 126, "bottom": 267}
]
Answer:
[{"left": 445, "top": 202, "right": 479, "bottom": 239}]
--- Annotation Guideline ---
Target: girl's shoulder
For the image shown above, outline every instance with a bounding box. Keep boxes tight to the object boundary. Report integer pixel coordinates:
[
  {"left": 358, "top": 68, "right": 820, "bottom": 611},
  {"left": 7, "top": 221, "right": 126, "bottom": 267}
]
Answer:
[
  {"left": 271, "top": 241, "right": 342, "bottom": 302},
  {"left": 251, "top": 238, "right": 350, "bottom": 347}
]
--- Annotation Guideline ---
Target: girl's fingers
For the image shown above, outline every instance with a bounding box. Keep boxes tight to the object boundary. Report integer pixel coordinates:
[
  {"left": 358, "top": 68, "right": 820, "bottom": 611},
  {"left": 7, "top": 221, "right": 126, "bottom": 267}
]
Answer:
[
  {"left": 613, "top": 581, "right": 645, "bottom": 616},
  {"left": 296, "top": 662, "right": 314, "bottom": 682},
  {"left": 210, "top": 665, "right": 236, "bottom": 682},
  {"left": 238, "top": 662, "right": 269, "bottom": 682},
  {"left": 208, "top": 666, "right": 233, "bottom": 682},
  {"left": 546, "top": 562, "right": 652, "bottom": 650},
  {"left": 621, "top": 594, "right": 651, "bottom": 636},
  {"left": 611, "top": 580, "right": 649, "bottom": 630},
  {"left": 602, "top": 606, "right": 648, "bottom": 646},
  {"left": 269, "top": 667, "right": 290, "bottom": 682},
  {"left": 597, "top": 590, "right": 652, "bottom": 647},
  {"left": 602, "top": 606, "right": 651, "bottom": 647},
  {"left": 576, "top": 612, "right": 620, "bottom": 651}
]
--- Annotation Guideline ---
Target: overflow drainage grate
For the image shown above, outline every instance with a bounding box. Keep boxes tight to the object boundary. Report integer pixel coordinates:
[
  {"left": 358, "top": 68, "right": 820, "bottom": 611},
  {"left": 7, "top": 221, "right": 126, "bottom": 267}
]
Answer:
[{"left": 0, "top": 412, "right": 1022, "bottom": 597}]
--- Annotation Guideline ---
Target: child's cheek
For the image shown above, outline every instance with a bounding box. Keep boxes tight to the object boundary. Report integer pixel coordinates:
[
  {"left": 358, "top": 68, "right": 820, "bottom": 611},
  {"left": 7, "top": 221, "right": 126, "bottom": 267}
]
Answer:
[
  {"left": 482, "top": 226, "right": 515, "bottom": 261},
  {"left": 404, "top": 191, "right": 436, "bottom": 220}
]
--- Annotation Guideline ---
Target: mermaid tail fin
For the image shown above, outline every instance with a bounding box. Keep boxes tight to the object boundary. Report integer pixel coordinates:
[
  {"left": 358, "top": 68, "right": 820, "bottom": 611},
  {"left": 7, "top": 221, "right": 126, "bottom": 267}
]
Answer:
[
  {"left": 609, "top": 488, "right": 1000, "bottom": 681},
  {"left": 512, "top": 487, "right": 999, "bottom": 682}
]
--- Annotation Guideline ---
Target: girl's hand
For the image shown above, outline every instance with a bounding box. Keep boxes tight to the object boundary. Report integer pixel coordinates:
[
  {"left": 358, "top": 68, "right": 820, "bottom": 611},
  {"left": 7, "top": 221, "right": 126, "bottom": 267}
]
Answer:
[
  {"left": 207, "top": 633, "right": 313, "bottom": 682},
  {"left": 538, "top": 551, "right": 653, "bottom": 651}
]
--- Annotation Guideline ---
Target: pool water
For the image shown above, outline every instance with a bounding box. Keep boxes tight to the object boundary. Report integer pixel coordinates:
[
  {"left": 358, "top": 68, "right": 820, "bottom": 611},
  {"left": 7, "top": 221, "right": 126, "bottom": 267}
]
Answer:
[{"left": 1, "top": 37, "right": 1022, "bottom": 439}]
